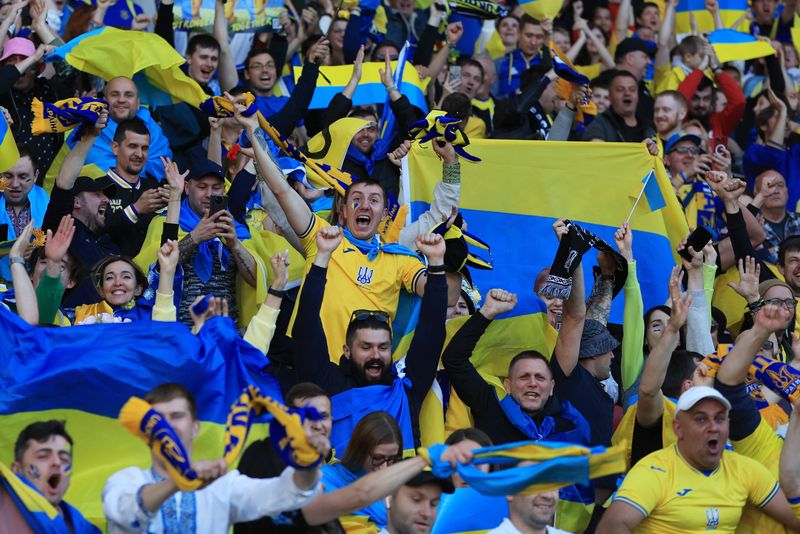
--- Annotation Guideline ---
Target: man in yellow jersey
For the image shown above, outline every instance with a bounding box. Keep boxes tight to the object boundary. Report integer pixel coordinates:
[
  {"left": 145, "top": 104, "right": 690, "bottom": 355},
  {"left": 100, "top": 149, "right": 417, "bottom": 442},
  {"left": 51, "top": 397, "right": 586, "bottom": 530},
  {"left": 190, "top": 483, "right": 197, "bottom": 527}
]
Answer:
[
  {"left": 715, "top": 292, "right": 800, "bottom": 533},
  {"left": 598, "top": 386, "right": 800, "bottom": 533},
  {"left": 235, "top": 103, "right": 458, "bottom": 358}
]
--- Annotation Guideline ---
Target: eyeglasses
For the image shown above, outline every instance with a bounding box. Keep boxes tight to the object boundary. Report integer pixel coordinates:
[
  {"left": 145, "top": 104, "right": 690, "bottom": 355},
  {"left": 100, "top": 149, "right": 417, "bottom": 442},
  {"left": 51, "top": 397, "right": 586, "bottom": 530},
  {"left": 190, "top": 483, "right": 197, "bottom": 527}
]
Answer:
[
  {"left": 370, "top": 452, "right": 401, "bottom": 467},
  {"left": 762, "top": 298, "right": 797, "bottom": 310},
  {"left": 672, "top": 146, "right": 701, "bottom": 155},
  {"left": 350, "top": 309, "right": 391, "bottom": 325},
  {"left": 247, "top": 62, "right": 274, "bottom": 71}
]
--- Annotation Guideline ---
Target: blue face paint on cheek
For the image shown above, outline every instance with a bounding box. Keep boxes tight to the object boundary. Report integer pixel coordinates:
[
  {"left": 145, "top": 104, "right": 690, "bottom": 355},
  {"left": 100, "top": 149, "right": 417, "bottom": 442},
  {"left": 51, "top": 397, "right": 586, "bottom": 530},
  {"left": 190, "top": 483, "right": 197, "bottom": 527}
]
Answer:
[{"left": 27, "top": 464, "right": 41, "bottom": 481}]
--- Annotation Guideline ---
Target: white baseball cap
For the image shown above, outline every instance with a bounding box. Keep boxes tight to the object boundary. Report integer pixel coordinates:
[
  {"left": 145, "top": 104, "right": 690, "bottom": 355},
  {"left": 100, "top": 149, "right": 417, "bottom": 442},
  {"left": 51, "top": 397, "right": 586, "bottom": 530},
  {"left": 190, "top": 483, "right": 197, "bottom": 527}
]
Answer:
[{"left": 675, "top": 386, "right": 731, "bottom": 414}]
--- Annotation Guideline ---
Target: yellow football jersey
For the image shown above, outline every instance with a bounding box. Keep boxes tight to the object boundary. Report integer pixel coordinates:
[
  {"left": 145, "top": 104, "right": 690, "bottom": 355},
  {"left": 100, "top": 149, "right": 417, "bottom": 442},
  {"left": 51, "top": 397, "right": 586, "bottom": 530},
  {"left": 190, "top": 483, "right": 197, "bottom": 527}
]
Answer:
[
  {"left": 288, "top": 214, "right": 426, "bottom": 361},
  {"left": 613, "top": 444, "right": 779, "bottom": 533}
]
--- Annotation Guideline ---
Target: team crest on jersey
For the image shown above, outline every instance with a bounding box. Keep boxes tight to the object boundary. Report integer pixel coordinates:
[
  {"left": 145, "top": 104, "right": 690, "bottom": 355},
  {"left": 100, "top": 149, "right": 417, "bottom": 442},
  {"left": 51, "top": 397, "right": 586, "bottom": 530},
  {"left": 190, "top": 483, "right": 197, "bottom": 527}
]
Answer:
[
  {"left": 705, "top": 507, "right": 719, "bottom": 529},
  {"left": 108, "top": 198, "right": 122, "bottom": 211},
  {"left": 357, "top": 266, "right": 374, "bottom": 285}
]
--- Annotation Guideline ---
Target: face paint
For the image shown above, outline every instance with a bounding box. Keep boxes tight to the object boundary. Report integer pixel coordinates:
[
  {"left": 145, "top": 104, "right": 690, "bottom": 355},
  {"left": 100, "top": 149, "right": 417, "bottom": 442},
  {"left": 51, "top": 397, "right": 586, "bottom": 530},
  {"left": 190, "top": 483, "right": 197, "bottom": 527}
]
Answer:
[{"left": 27, "top": 464, "right": 41, "bottom": 480}]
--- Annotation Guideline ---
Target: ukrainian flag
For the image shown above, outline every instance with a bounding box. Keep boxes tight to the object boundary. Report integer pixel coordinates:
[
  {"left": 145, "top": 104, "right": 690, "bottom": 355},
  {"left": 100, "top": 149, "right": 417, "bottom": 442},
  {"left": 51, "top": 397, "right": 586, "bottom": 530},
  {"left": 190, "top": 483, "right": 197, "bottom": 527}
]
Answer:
[
  {"left": 518, "top": 0, "right": 562, "bottom": 19},
  {"left": 46, "top": 27, "right": 208, "bottom": 109},
  {"left": 404, "top": 140, "right": 687, "bottom": 324},
  {"left": 675, "top": 0, "right": 749, "bottom": 34},
  {"left": 0, "top": 308, "right": 281, "bottom": 530},
  {"left": 295, "top": 61, "right": 427, "bottom": 111},
  {"left": 708, "top": 29, "right": 776, "bottom": 63},
  {"left": 0, "top": 110, "right": 18, "bottom": 172}
]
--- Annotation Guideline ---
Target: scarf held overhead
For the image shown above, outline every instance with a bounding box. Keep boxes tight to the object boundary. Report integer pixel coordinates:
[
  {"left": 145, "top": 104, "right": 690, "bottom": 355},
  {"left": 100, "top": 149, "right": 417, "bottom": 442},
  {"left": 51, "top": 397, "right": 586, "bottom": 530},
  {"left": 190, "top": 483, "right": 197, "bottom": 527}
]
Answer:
[
  {"left": 539, "top": 220, "right": 623, "bottom": 300},
  {"left": 31, "top": 97, "right": 108, "bottom": 137},
  {"left": 119, "top": 385, "right": 324, "bottom": 491}
]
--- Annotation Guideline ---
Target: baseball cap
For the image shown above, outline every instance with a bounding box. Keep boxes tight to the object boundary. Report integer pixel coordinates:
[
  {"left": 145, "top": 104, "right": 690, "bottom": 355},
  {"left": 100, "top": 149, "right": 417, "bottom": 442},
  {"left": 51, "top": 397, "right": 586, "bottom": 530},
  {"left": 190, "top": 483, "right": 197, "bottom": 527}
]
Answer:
[
  {"left": 72, "top": 176, "right": 117, "bottom": 197},
  {"left": 0, "top": 38, "right": 35, "bottom": 62},
  {"left": 675, "top": 386, "right": 731, "bottom": 414},
  {"left": 614, "top": 38, "right": 655, "bottom": 61},
  {"left": 189, "top": 159, "right": 225, "bottom": 182},
  {"left": 405, "top": 470, "right": 455, "bottom": 494},
  {"left": 664, "top": 132, "right": 703, "bottom": 154}
]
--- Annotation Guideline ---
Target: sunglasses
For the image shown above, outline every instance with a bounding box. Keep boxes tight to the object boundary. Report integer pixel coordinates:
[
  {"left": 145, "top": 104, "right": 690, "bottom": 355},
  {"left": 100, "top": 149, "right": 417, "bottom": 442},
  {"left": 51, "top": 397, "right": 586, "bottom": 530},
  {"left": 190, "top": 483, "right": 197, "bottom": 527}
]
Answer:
[{"left": 350, "top": 309, "right": 391, "bottom": 326}]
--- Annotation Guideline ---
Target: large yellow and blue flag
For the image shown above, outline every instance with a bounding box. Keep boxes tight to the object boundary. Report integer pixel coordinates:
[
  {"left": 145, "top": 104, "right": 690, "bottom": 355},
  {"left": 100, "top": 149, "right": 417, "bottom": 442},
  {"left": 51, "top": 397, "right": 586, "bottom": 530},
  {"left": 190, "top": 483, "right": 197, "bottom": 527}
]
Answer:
[
  {"left": 708, "top": 29, "right": 776, "bottom": 63},
  {"left": 404, "top": 140, "right": 687, "bottom": 324},
  {"left": 46, "top": 27, "right": 208, "bottom": 109},
  {"left": 0, "top": 307, "right": 281, "bottom": 530},
  {"left": 675, "top": 0, "right": 749, "bottom": 33},
  {"left": 0, "top": 108, "right": 18, "bottom": 172},
  {"left": 295, "top": 60, "right": 427, "bottom": 111}
]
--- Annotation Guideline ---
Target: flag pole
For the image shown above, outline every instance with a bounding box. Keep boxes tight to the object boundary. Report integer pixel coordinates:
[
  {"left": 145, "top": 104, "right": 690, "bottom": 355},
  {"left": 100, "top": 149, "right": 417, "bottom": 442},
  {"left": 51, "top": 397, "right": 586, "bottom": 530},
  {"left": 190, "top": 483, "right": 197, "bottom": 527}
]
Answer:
[{"left": 625, "top": 176, "right": 649, "bottom": 225}]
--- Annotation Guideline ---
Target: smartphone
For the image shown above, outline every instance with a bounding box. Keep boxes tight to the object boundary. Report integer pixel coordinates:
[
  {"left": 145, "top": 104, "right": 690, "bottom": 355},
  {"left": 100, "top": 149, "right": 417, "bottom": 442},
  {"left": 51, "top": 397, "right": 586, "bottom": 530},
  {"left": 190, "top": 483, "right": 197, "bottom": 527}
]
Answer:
[
  {"left": 0, "top": 224, "right": 7, "bottom": 241},
  {"left": 209, "top": 195, "right": 228, "bottom": 216},
  {"left": 191, "top": 293, "right": 213, "bottom": 316},
  {"left": 679, "top": 227, "right": 713, "bottom": 260},
  {"left": 449, "top": 64, "right": 461, "bottom": 83}
]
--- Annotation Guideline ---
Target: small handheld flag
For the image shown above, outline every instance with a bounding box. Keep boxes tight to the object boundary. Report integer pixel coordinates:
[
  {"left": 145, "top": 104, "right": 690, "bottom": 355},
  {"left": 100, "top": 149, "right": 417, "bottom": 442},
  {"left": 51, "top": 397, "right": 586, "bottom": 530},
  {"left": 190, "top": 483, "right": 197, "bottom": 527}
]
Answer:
[{"left": 626, "top": 169, "right": 666, "bottom": 223}]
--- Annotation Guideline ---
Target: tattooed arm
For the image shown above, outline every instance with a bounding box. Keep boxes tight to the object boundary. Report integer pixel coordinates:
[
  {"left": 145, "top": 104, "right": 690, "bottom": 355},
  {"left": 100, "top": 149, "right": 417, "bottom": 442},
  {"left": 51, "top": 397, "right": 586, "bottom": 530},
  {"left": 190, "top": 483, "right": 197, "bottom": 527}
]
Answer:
[
  {"left": 586, "top": 275, "right": 614, "bottom": 325},
  {"left": 229, "top": 240, "right": 258, "bottom": 287}
]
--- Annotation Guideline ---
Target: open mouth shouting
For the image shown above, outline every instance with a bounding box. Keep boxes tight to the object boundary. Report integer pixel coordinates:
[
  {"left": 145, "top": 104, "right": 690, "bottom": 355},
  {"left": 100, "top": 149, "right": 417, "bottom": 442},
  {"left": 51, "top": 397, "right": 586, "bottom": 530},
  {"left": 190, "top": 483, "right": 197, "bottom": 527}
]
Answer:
[
  {"left": 355, "top": 214, "right": 372, "bottom": 231},
  {"left": 363, "top": 359, "right": 385, "bottom": 380}
]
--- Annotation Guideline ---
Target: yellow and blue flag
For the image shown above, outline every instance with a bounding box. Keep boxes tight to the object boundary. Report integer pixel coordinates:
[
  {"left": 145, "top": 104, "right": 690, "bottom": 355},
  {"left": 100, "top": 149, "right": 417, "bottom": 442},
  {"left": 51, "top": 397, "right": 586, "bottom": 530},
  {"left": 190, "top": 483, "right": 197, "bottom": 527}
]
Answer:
[
  {"left": 0, "top": 308, "right": 281, "bottom": 529},
  {"left": 708, "top": 29, "right": 776, "bottom": 63},
  {"left": 46, "top": 27, "right": 208, "bottom": 109},
  {"left": 431, "top": 487, "right": 509, "bottom": 534},
  {"left": 518, "top": 0, "right": 562, "bottom": 19},
  {"left": 675, "top": 0, "right": 749, "bottom": 33},
  {"left": 404, "top": 140, "right": 687, "bottom": 324},
  {"left": 0, "top": 109, "right": 18, "bottom": 172},
  {"left": 633, "top": 169, "right": 667, "bottom": 212},
  {"left": 422, "top": 440, "right": 627, "bottom": 495},
  {"left": 296, "top": 60, "right": 427, "bottom": 111}
]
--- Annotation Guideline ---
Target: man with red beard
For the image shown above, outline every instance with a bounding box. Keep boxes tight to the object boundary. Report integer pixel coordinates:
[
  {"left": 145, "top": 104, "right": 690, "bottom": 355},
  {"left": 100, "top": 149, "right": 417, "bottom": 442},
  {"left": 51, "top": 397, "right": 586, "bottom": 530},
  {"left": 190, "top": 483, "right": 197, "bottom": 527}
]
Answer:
[
  {"left": 653, "top": 91, "right": 687, "bottom": 146},
  {"left": 8, "top": 420, "right": 100, "bottom": 533},
  {"left": 582, "top": 71, "right": 655, "bottom": 142}
]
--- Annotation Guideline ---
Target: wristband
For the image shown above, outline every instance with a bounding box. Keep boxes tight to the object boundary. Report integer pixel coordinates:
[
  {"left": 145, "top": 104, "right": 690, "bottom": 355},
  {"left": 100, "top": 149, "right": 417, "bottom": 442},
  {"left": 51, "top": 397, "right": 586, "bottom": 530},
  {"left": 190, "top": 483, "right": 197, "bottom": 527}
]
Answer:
[
  {"left": 746, "top": 299, "right": 764, "bottom": 313},
  {"left": 386, "top": 84, "right": 398, "bottom": 94},
  {"left": 10, "top": 255, "right": 24, "bottom": 265},
  {"left": 427, "top": 264, "right": 446, "bottom": 274},
  {"left": 268, "top": 287, "right": 287, "bottom": 298}
]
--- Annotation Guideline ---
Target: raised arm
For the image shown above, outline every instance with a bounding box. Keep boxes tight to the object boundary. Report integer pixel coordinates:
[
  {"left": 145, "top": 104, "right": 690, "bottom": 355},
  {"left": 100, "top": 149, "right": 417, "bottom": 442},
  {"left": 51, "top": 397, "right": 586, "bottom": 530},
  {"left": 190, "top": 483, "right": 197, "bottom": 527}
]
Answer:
[
  {"left": 637, "top": 267, "right": 690, "bottom": 428},
  {"left": 292, "top": 226, "right": 348, "bottom": 392},
  {"left": 553, "top": 220, "right": 586, "bottom": 377},
  {"left": 616, "top": 223, "right": 645, "bottom": 391},
  {"left": 213, "top": 0, "right": 239, "bottom": 92},
  {"left": 684, "top": 239, "right": 714, "bottom": 355},
  {"left": 576, "top": 18, "right": 614, "bottom": 68},
  {"left": 404, "top": 233, "right": 447, "bottom": 407},
  {"left": 765, "top": 88, "right": 787, "bottom": 147},
  {"left": 232, "top": 96, "right": 312, "bottom": 235},
  {"left": 655, "top": 0, "right": 677, "bottom": 69},
  {"left": 56, "top": 110, "right": 107, "bottom": 190},
  {"left": 9, "top": 222, "right": 38, "bottom": 324},
  {"left": 442, "top": 289, "right": 518, "bottom": 410},
  {"left": 614, "top": 0, "right": 632, "bottom": 43},
  {"left": 341, "top": 46, "right": 364, "bottom": 101},
  {"left": 153, "top": 239, "right": 180, "bottom": 322},
  {"left": 243, "top": 250, "right": 289, "bottom": 354}
]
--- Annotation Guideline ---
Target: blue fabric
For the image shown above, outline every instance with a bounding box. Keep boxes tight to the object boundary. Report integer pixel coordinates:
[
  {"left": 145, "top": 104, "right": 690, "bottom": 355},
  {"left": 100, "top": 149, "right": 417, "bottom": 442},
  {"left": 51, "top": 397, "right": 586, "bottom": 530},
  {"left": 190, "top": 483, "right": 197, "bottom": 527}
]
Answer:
[
  {"left": 12, "top": 474, "right": 101, "bottom": 533},
  {"left": 431, "top": 487, "right": 508, "bottom": 534},
  {"left": 178, "top": 198, "right": 250, "bottom": 283},
  {"left": 341, "top": 227, "right": 420, "bottom": 261},
  {"left": 254, "top": 95, "right": 289, "bottom": 120},
  {"left": 345, "top": 145, "right": 379, "bottom": 175},
  {"left": 330, "top": 377, "right": 415, "bottom": 458},
  {"left": 427, "top": 440, "right": 609, "bottom": 496},
  {"left": 66, "top": 108, "right": 172, "bottom": 181},
  {"left": 0, "top": 185, "right": 51, "bottom": 280},
  {"left": 321, "top": 463, "right": 387, "bottom": 526},
  {"left": 498, "top": 396, "right": 591, "bottom": 445},
  {"left": 495, "top": 49, "right": 542, "bottom": 98},
  {"left": 309, "top": 195, "right": 333, "bottom": 213}
]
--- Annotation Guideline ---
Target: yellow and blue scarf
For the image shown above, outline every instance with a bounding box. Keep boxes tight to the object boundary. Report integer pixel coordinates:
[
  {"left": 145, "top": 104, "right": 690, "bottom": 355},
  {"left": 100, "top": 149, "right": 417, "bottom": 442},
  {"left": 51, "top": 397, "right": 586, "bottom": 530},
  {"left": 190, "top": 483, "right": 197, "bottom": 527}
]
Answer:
[{"left": 31, "top": 97, "right": 108, "bottom": 138}]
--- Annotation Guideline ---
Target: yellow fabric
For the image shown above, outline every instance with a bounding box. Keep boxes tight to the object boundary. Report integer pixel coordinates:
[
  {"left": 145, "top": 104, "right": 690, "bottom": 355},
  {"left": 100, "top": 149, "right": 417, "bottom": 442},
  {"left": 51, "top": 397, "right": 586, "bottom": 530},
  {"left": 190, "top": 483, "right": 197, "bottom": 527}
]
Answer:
[
  {"left": 614, "top": 445, "right": 780, "bottom": 533},
  {"left": 119, "top": 386, "right": 319, "bottom": 491},
  {"left": 133, "top": 216, "right": 269, "bottom": 328},
  {"left": 339, "top": 514, "right": 380, "bottom": 533},
  {"left": 0, "top": 460, "right": 59, "bottom": 519},
  {"left": 303, "top": 117, "right": 370, "bottom": 190},
  {"left": 464, "top": 115, "right": 487, "bottom": 139},
  {"left": 481, "top": 29, "right": 507, "bottom": 60},
  {"left": 73, "top": 300, "right": 117, "bottom": 325},
  {"left": 575, "top": 63, "right": 602, "bottom": 81},
  {"left": 243, "top": 304, "right": 280, "bottom": 356},
  {"left": 151, "top": 290, "right": 176, "bottom": 322},
  {"left": 611, "top": 398, "right": 677, "bottom": 470},
  {"left": 31, "top": 98, "right": 108, "bottom": 135},
  {"left": 730, "top": 418, "right": 788, "bottom": 534},
  {"left": 288, "top": 214, "right": 426, "bottom": 361}
]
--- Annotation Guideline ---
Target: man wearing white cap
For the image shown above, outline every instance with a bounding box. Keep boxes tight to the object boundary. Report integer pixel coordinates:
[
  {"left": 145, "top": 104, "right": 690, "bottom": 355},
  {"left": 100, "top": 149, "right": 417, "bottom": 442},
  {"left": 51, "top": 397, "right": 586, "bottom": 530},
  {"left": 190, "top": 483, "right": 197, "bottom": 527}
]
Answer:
[{"left": 598, "top": 386, "right": 800, "bottom": 533}]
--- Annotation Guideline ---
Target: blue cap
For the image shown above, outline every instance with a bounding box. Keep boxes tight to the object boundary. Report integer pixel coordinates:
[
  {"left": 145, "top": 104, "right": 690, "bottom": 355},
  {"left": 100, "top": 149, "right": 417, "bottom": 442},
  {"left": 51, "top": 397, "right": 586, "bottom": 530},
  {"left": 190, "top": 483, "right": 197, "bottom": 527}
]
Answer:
[
  {"left": 188, "top": 159, "right": 225, "bottom": 182},
  {"left": 664, "top": 132, "right": 703, "bottom": 154}
]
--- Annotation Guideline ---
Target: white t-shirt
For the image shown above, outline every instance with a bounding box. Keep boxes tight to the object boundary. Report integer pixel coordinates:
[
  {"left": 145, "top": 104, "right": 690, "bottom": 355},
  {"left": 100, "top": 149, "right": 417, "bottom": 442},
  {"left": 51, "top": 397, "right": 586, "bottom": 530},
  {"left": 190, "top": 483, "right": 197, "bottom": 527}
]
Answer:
[{"left": 487, "top": 517, "right": 573, "bottom": 534}]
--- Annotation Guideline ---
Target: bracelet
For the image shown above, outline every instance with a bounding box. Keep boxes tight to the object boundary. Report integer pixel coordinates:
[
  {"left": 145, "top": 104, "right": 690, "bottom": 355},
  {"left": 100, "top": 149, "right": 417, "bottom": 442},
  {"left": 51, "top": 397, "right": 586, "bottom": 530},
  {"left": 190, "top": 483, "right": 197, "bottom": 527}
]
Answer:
[
  {"left": 427, "top": 264, "right": 447, "bottom": 274},
  {"left": 746, "top": 299, "right": 764, "bottom": 312},
  {"left": 10, "top": 255, "right": 24, "bottom": 265},
  {"left": 386, "top": 84, "right": 398, "bottom": 94},
  {"left": 565, "top": 103, "right": 577, "bottom": 111},
  {"left": 268, "top": 287, "right": 287, "bottom": 298}
]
